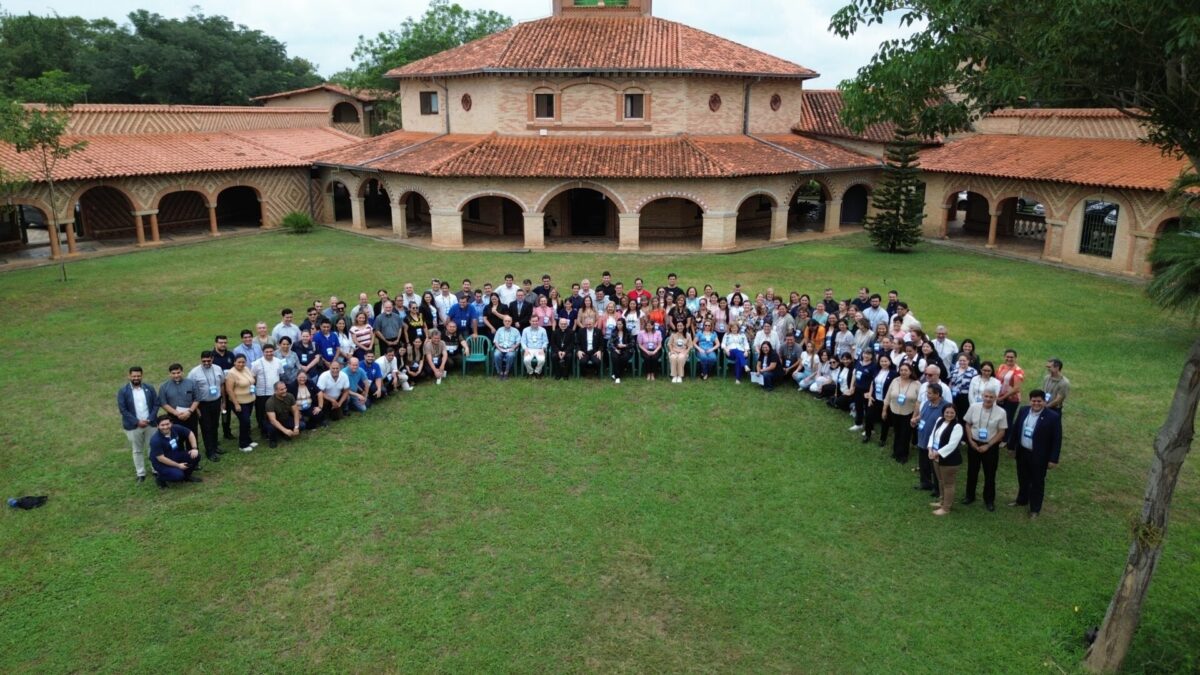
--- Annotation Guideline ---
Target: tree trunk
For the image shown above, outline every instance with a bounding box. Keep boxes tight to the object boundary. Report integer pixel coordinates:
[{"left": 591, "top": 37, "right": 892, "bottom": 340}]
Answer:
[{"left": 1084, "top": 334, "right": 1200, "bottom": 672}]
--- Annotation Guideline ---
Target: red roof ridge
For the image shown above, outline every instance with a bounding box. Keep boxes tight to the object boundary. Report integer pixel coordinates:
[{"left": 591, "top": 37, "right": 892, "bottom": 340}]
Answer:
[
  {"left": 750, "top": 133, "right": 831, "bottom": 170},
  {"left": 26, "top": 103, "right": 326, "bottom": 114},
  {"left": 251, "top": 83, "right": 389, "bottom": 103},
  {"left": 677, "top": 133, "right": 732, "bottom": 173},
  {"left": 425, "top": 133, "right": 499, "bottom": 174}
]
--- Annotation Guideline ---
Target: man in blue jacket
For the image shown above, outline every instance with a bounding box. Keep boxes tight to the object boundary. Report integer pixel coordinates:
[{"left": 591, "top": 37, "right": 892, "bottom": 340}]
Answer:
[
  {"left": 117, "top": 366, "right": 158, "bottom": 483},
  {"left": 1006, "top": 389, "right": 1063, "bottom": 519}
]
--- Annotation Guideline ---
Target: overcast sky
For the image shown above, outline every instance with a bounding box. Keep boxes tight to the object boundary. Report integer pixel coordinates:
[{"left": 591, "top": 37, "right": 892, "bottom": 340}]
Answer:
[{"left": 2, "top": 0, "right": 914, "bottom": 86}]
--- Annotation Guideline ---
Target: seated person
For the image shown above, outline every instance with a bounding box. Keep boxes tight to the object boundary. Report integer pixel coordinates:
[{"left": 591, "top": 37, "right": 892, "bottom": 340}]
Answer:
[
  {"left": 575, "top": 316, "right": 605, "bottom": 378},
  {"left": 343, "top": 357, "right": 371, "bottom": 413},
  {"left": 442, "top": 322, "right": 469, "bottom": 372},
  {"left": 521, "top": 317, "right": 549, "bottom": 376},
  {"left": 149, "top": 416, "right": 202, "bottom": 488},
  {"left": 550, "top": 316, "right": 575, "bottom": 380},
  {"left": 405, "top": 337, "right": 428, "bottom": 383},
  {"left": 265, "top": 381, "right": 304, "bottom": 448},
  {"left": 492, "top": 315, "right": 521, "bottom": 379},
  {"left": 288, "top": 371, "right": 323, "bottom": 429},
  {"left": 378, "top": 345, "right": 412, "bottom": 392},
  {"left": 362, "top": 351, "right": 386, "bottom": 400},
  {"left": 423, "top": 330, "right": 450, "bottom": 385},
  {"left": 316, "top": 360, "right": 350, "bottom": 424}
]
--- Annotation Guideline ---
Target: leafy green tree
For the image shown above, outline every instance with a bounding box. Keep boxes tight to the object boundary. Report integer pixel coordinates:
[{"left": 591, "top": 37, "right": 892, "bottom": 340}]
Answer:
[
  {"left": 334, "top": 0, "right": 512, "bottom": 92},
  {"left": 829, "top": 1, "right": 1200, "bottom": 671},
  {"left": 0, "top": 71, "right": 89, "bottom": 258},
  {"left": 0, "top": 11, "right": 103, "bottom": 95},
  {"left": 863, "top": 119, "right": 924, "bottom": 252}
]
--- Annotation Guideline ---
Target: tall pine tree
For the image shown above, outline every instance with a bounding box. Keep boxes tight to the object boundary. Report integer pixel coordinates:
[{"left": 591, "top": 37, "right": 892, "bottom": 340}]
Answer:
[{"left": 864, "top": 120, "right": 925, "bottom": 252}]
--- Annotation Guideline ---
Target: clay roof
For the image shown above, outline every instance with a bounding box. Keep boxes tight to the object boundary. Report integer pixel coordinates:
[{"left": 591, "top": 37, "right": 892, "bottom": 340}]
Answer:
[
  {"left": 313, "top": 131, "right": 878, "bottom": 178},
  {"left": 984, "top": 108, "right": 1137, "bottom": 119},
  {"left": 251, "top": 83, "right": 392, "bottom": 103},
  {"left": 0, "top": 127, "right": 361, "bottom": 182},
  {"left": 919, "top": 135, "right": 1189, "bottom": 192},
  {"left": 26, "top": 103, "right": 321, "bottom": 114},
  {"left": 387, "top": 15, "right": 816, "bottom": 80},
  {"left": 794, "top": 90, "right": 896, "bottom": 143}
]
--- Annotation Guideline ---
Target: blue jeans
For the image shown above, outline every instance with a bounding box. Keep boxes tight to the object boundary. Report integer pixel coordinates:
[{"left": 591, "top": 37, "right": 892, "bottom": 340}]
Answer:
[
  {"left": 698, "top": 351, "right": 718, "bottom": 375},
  {"left": 728, "top": 349, "right": 747, "bottom": 380},
  {"left": 234, "top": 401, "right": 254, "bottom": 448},
  {"left": 494, "top": 350, "right": 516, "bottom": 375}
]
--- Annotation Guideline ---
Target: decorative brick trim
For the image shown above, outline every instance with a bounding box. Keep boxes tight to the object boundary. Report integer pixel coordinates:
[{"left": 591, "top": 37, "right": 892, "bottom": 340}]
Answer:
[
  {"left": 455, "top": 191, "right": 530, "bottom": 213},
  {"left": 533, "top": 180, "right": 630, "bottom": 214},
  {"left": 634, "top": 191, "right": 710, "bottom": 214}
]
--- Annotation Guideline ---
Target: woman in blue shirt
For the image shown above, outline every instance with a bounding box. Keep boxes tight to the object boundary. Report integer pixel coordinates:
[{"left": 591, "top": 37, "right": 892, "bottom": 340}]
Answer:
[{"left": 695, "top": 319, "right": 720, "bottom": 380}]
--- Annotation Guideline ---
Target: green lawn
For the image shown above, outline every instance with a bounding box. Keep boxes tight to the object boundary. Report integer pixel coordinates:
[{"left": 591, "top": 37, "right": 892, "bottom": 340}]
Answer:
[{"left": 0, "top": 229, "right": 1196, "bottom": 673}]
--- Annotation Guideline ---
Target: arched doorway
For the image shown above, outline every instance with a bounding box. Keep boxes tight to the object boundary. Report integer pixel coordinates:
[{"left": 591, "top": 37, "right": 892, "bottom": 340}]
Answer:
[
  {"left": 401, "top": 191, "right": 431, "bottom": 238},
  {"left": 945, "top": 190, "right": 991, "bottom": 240},
  {"left": 788, "top": 180, "right": 829, "bottom": 235},
  {"left": 157, "top": 191, "right": 209, "bottom": 236},
  {"left": 327, "top": 181, "right": 352, "bottom": 224},
  {"left": 735, "top": 193, "right": 776, "bottom": 244},
  {"left": 840, "top": 184, "right": 870, "bottom": 225},
  {"left": 638, "top": 197, "right": 703, "bottom": 251},
  {"left": 360, "top": 179, "right": 390, "bottom": 228},
  {"left": 76, "top": 186, "right": 135, "bottom": 240},
  {"left": 0, "top": 203, "right": 51, "bottom": 251},
  {"left": 215, "top": 186, "right": 262, "bottom": 229},
  {"left": 1157, "top": 217, "right": 1181, "bottom": 235},
  {"left": 543, "top": 188, "right": 618, "bottom": 239},
  {"left": 461, "top": 195, "right": 524, "bottom": 247},
  {"left": 995, "top": 196, "right": 1048, "bottom": 253}
]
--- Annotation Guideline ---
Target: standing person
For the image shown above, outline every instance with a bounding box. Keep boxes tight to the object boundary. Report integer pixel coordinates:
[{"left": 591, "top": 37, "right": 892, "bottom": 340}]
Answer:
[
  {"left": 271, "top": 309, "right": 301, "bottom": 347},
  {"left": 962, "top": 386, "right": 1008, "bottom": 511},
  {"left": 117, "top": 366, "right": 158, "bottom": 483},
  {"left": 312, "top": 320, "right": 340, "bottom": 370},
  {"left": 1006, "top": 391, "right": 1063, "bottom": 519},
  {"left": 520, "top": 317, "right": 549, "bottom": 377},
  {"left": 188, "top": 351, "right": 226, "bottom": 462},
  {"left": 1042, "top": 358, "right": 1071, "bottom": 415},
  {"left": 849, "top": 350, "right": 879, "bottom": 431},
  {"left": 667, "top": 323, "right": 693, "bottom": 383},
  {"left": 927, "top": 406, "right": 965, "bottom": 516},
  {"left": 349, "top": 312, "right": 375, "bottom": 361},
  {"left": 862, "top": 293, "right": 889, "bottom": 331},
  {"left": 949, "top": 354, "right": 980, "bottom": 420},
  {"left": 233, "top": 329, "right": 263, "bottom": 367},
  {"left": 550, "top": 317, "right": 575, "bottom": 380},
  {"left": 968, "top": 361, "right": 1001, "bottom": 410},
  {"left": 914, "top": 381, "right": 951, "bottom": 493},
  {"left": 608, "top": 320, "right": 634, "bottom": 384},
  {"left": 159, "top": 363, "right": 201, "bottom": 446},
  {"left": 224, "top": 355, "right": 258, "bottom": 453},
  {"left": 755, "top": 341, "right": 780, "bottom": 391},
  {"left": 863, "top": 354, "right": 896, "bottom": 445},
  {"left": 882, "top": 363, "right": 921, "bottom": 463},
  {"left": 148, "top": 417, "right": 202, "bottom": 488},
  {"left": 374, "top": 300, "right": 405, "bottom": 357},
  {"left": 251, "top": 345, "right": 283, "bottom": 440},
  {"left": 211, "top": 335, "right": 236, "bottom": 442},
  {"left": 931, "top": 325, "right": 958, "bottom": 366},
  {"left": 996, "top": 349, "right": 1025, "bottom": 425}
]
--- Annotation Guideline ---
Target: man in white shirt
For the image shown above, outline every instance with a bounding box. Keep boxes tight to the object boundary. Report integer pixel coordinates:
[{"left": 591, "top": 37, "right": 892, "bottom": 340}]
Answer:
[
  {"left": 932, "top": 325, "right": 959, "bottom": 365},
  {"left": 862, "top": 294, "right": 889, "bottom": 331},
  {"left": 917, "top": 365, "right": 952, "bottom": 405},
  {"left": 117, "top": 366, "right": 158, "bottom": 482},
  {"left": 577, "top": 278, "right": 596, "bottom": 306},
  {"left": 434, "top": 283, "right": 456, "bottom": 323},
  {"left": 497, "top": 274, "right": 519, "bottom": 305},
  {"left": 271, "top": 308, "right": 301, "bottom": 347},
  {"left": 316, "top": 360, "right": 350, "bottom": 422},
  {"left": 520, "top": 319, "right": 549, "bottom": 376},
  {"left": 378, "top": 346, "right": 413, "bottom": 392},
  {"left": 252, "top": 345, "right": 284, "bottom": 438},
  {"left": 351, "top": 292, "right": 375, "bottom": 322},
  {"left": 398, "top": 283, "right": 421, "bottom": 313},
  {"left": 188, "top": 351, "right": 226, "bottom": 460}
]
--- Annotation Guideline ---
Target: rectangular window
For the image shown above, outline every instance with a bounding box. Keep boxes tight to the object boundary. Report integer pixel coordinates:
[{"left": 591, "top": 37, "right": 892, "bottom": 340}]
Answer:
[
  {"left": 535, "top": 93, "right": 555, "bottom": 119},
  {"left": 1079, "top": 200, "right": 1118, "bottom": 258},
  {"left": 419, "top": 91, "right": 439, "bottom": 115},
  {"left": 624, "top": 93, "right": 645, "bottom": 119}
]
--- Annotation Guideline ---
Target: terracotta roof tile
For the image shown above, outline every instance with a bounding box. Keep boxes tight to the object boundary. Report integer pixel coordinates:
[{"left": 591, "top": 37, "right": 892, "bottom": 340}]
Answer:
[
  {"left": 0, "top": 127, "right": 362, "bottom": 182},
  {"left": 984, "top": 108, "right": 1137, "bottom": 119},
  {"left": 251, "top": 83, "right": 393, "bottom": 103},
  {"left": 388, "top": 16, "right": 816, "bottom": 80},
  {"left": 919, "top": 135, "right": 1189, "bottom": 192},
  {"left": 317, "top": 131, "right": 878, "bottom": 178},
  {"left": 794, "top": 90, "right": 897, "bottom": 143}
]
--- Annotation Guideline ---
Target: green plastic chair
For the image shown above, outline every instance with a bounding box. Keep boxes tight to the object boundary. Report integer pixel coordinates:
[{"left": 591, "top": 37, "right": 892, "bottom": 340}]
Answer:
[{"left": 463, "top": 336, "right": 491, "bottom": 376}]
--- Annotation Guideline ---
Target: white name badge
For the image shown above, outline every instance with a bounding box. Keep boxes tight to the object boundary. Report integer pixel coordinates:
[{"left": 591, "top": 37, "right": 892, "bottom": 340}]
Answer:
[
  {"left": 975, "top": 395, "right": 982, "bottom": 403},
  {"left": 897, "top": 394, "right": 907, "bottom": 405},
  {"left": 647, "top": 342, "right": 657, "bottom": 350},
  {"left": 785, "top": 360, "right": 792, "bottom": 367},
  {"left": 209, "top": 385, "right": 219, "bottom": 396},
  {"left": 249, "top": 385, "right": 256, "bottom": 395},
  {"left": 918, "top": 419, "right": 926, "bottom": 430},
  {"left": 301, "top": 354, "right": 309, "bottom": 363},
  {"left": 169, "top": 438, "right": 178, "bottom": 449},
  {"left": 977, "top": 428, "right": 988, "bottom": 441},
  {"left": 417, "top": 328, "right": 424, "bottom": 336},
  {"left": 326, "top": 348, "right": 334, "bottom": 357},
  {"left": 300, "top": 401, "right": 311, "bottom": 410},
  {"left": 1023, "top": 426, "right": 1034, "bottom": 440}
]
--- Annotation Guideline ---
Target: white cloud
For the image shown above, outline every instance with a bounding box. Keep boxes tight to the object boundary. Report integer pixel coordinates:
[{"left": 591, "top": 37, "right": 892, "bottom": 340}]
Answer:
[{"left": 3, "top": 0, "right": 914, "bottom": 84}]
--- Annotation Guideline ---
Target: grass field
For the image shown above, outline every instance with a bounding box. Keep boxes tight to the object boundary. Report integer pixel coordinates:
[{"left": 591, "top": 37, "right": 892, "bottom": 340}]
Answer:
[{"left": 0, "top": 228, "right": 1196, "bottom": 673}]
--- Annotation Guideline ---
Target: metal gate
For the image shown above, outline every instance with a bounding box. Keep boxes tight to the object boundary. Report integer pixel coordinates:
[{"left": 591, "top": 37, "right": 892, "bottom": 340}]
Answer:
[{"left": 1080, "top": 200, "right": 1118, "bottom": 257}]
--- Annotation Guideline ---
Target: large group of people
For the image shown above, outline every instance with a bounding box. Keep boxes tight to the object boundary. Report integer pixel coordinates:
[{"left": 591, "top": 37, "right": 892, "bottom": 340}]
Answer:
[{"left": 117, "top": 272, "right": 1069, "bottom": 518}]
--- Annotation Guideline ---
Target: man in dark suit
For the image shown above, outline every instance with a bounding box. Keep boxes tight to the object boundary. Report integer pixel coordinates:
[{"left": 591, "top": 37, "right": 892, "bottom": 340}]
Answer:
[
  {"left": 550, "top": 316, "right": 575, "bottom": 380},
  {"left": 1005, "top": 389, "right": 1063, "bottom": 519},
  {"left": 574, "top": 315, "right": 605, "bottom": 378},
  {"left": 507, "top": 289, "right": 533, "bottom": 331}
]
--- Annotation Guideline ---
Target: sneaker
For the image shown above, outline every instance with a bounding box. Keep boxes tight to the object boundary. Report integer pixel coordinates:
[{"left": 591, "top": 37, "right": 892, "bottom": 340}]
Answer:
[
  {"left": 849, "top": 425, "right": 862, "bottom": 431},
  {"left": 240, "top": 446, "right": 254, "bottom": 453},
  {"left": 614, "top": 378, "right": 621, "bottom": 384},
  {"left": 185, "top": 475, "right": 203, "bottom": 483},
  {"left": 436, "top": 377, "right": 443, "bottom": 385},
  {"left": 135, "top": 475, "right": 145, "bottom": 484},
  {"left": 249, "top": 442, "right": 259, "bottom": 448},
  {"left": 402, "top": 383, "right": 413, "bottom": 392}
]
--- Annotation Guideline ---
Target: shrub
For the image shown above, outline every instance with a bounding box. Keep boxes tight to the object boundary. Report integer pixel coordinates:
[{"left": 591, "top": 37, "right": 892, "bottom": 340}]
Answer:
[{"left": 281, "top": 211, "right": 316, "bottom": 234}]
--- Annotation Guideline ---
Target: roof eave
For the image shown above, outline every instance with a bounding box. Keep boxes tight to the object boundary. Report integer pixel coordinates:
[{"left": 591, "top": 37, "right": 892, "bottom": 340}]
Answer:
[{"left": 387, "top": 68, "right": 818, "bottom": 81}]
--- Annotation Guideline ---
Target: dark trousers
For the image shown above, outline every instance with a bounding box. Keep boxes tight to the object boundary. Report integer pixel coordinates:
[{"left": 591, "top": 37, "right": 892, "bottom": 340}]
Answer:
[
  {"left": 254, "top": 395, "right": 270, "bottom": 437},
  {"left": 610, "top": 350, "right": 631, "bottom": 378},
  {"left": 917, "top": 439, "right": 936, "bottom": 488},
  {"left": 760, "top": 370, "right": 776, "bottom": 391},
  {"left": 168, "top": 412, "right": 198, "bottom": 436},
  {"left": 965, "top": 445, "right": 1000, "bottom": 505},
  {"left": 953, "top": 393, "right": 971, "bottom": 421},
  {"left": 1015, "top": 447, "right": 1050, "bottom": 513},
  {"left": 864, "top": 400, "right": 887, "bottom": 441},
  {"left": 197, "top": 399, "right": 222, "bottom": 457},
  {"left": 578, "top": 351, "right": 603, "bottom": 376},
  {"left": 852, "top": 391, "right": 868, "bottom": 425},
  {"left": 1001, "top": 399, "right": 1020, "bottom": 427},
  {"left": 552, "top": 352, "right": 572, "bottom": 379},
  {"left": 153, "top": 459, "right": 196, "bottom": 483},
  {"left": 221, "top": 404, "right": 233, "bottom": 438},
  {"left": 829, "top": 392, "right": 853, "bottom": 410},
  {"left": 641, "top": 352, "right": 660, "bottom": 375},
  {"left": 234, "top": 401, "right": 254, "bottom": 449},
  {"left": 299, "top": 405, "right": 324, "bottom": 429},
  {"left": 890, "top": 413, "right": 912, "bottom": 462},
  {"left": 268, "top": 418, "right": 308, "bottom": 442}
]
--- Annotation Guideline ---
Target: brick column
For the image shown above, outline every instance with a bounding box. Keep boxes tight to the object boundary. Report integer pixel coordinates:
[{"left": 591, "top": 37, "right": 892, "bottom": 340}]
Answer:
[
  {"left": 322, "top": 191, "right": 336, "bottom": 225},
  {"left": 618, "top": 213, "right": 640, "bottom": 251},
  {"left": 133, "top": 212, "right": 147, "bottom": 246},
  {"left": 824, "top": 199, "right": 843, "bottom": 233},
  {"left": 1043, "top": 218, "right": 1065, "bottom": 262},
  {"left": 391, "top": 202, "right": 407, "bottom": 238},
  {"left": 986, "top": 211, "right": 1000, "bottom": 249},
  {"left": 46, "top": 216, "right": 63, "bottom": 259},
  {"left": 63, "top": 217, "right": 79, "bottom": 255},
  {"left": 148, "top": 210, "right": 161, "bottom": 243},
  {"left": 769, "top": 206, "right": 788, "bottom": 243},
  {"left": 207, "top": 203, "right": 219, "bottom": 236},
  {"left": 350, "top": 197, "right": 365, "bottom": 230},
  {"left": 430, "top": 209, "right": 463, "bottom": 249},
  {"left": 701, "top": 212, "right": 737, "bottom": 252},
  {"left": 523, "top": 212, "right": 545, "bottom": 250}
]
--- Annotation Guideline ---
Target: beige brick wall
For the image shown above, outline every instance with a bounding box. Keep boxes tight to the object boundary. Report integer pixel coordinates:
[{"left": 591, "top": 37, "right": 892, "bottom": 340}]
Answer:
[{"left": 748, "top": 82, "right": 806, "bottom": 135}]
